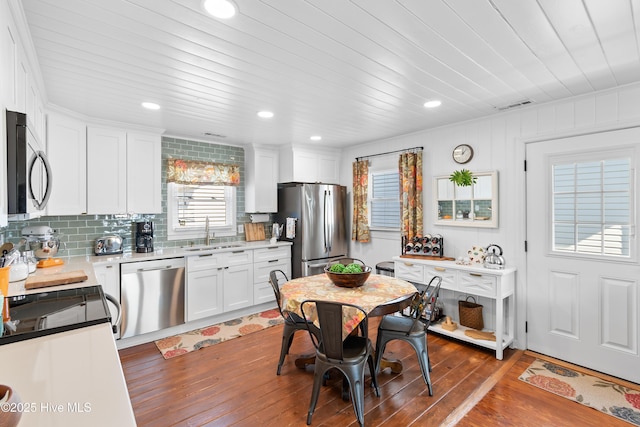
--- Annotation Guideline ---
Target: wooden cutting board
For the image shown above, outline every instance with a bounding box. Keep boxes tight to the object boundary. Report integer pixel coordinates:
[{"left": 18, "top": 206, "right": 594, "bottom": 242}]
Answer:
[
  {"left": 244, "top": 223, "right": 266, "bottom": 241},
  {"left": 25, "top": 270, "right": 88, "bottom": 290}
]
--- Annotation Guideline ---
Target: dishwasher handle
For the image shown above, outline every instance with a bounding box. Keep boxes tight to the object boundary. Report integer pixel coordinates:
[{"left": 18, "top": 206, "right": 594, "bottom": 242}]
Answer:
[{"left": 135, "top": 265, "right": 176, "bottom": 272}]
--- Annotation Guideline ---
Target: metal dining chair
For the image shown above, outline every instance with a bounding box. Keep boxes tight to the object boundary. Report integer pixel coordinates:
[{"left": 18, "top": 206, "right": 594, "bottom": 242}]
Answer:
[
  {"left": 300, "top": 299, "right": 379, "bottom": 427},
  {"left": 374, "top": 275, "right": 443, "bottom": 396},
  {"left": 268, "top": 269, "right": 319, "bottom": 375}
]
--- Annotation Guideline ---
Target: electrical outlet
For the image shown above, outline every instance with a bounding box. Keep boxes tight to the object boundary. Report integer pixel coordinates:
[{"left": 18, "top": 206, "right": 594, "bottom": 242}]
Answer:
[{"left": 238, "top": 224, "right": 244, "bottom": 233}]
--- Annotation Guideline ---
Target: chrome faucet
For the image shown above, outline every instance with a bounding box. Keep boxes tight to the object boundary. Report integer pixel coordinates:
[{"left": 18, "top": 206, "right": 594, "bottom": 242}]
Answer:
[{"left": 205, "top": 216, "right": 211, "bottom": 246}]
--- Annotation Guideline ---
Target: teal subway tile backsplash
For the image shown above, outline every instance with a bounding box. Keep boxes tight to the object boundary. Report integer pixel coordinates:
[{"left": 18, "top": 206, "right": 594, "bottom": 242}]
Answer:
[{"left": 0, "top": 137, "right": 271, "bottom": 256}]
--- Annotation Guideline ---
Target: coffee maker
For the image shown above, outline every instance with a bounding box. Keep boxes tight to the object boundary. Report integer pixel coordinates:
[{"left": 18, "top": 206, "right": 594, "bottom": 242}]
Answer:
[{"left": 135, "top": 221, "right": 154, "bottom": 253}]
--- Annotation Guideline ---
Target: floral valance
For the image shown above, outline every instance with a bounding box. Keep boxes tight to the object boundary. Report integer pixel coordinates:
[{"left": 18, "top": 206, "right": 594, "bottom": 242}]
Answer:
[{"left": 166, "top": 158, "right": 240, "bottom": 186}]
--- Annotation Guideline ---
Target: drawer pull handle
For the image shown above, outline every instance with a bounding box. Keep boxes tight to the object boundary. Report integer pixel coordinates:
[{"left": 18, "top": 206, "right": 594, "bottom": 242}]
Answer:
[
  {"left": 199, "top": 253, "right": 213, "bottom": 258},
  {"left": 268, "top": 259, "right": 278, "bottom": 263},
  {"left": 434, "top": 267, "right": 446, "bottom": 272},
  {"left": 403, "top": 262, "right": 414, "bottom": 266},
  {"left": 470, "top": 273, "right": 482, "bottom": 277}
]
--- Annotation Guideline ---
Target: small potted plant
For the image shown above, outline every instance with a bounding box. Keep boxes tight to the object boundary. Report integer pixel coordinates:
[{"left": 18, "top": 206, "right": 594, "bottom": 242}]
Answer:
[{"left": 449, "top": 169, "right": 477, "bottom": 187}]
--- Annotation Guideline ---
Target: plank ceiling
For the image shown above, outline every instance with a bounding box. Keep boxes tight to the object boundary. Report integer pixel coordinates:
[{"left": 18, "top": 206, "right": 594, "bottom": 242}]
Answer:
[{"left": 20, "top": 0, "right": 640, "bottom": 147}]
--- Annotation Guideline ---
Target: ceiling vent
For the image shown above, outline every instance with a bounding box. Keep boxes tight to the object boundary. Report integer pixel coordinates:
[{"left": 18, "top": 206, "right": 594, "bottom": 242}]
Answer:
[
  {"left": 496, "top": 99, "right": 533, "bottom": 111},
  {"left": 203, "top": 132, "right": 226, "bottom": 138}
]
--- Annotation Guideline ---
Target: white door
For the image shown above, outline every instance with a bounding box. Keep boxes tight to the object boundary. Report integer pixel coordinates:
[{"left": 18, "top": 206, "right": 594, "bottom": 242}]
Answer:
[{"left": 526, "top": 127, "right": 640, "bottom": 383}]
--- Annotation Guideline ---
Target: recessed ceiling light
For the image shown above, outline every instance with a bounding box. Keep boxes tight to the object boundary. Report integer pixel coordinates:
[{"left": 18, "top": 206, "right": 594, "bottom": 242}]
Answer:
[
  {"left": 423, "top": 100, "right": 442, "bottom": 108},
  {"left": 203, "top": 0, "right": 237, "bottom": 19},
  {"left": 141, "top": 102, "right": 160, "bottom": 110},
  {"left": 257, "top": 111, "right": 274, "bottom": 119},
  {"left": 310, "top": 135, "right": 322, "bottom": 141}
]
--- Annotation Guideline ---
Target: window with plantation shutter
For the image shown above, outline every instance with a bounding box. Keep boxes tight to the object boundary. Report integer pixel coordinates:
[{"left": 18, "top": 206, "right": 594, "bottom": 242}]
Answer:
[
  {"left": 552, "top": 154, "right": 633, "bottom": 257},
  {"left": 167, "top": 182, "right": 236, "bottom": 240},
  {"left": 369, "top": 170, "right": 400, "bottom": 230}
]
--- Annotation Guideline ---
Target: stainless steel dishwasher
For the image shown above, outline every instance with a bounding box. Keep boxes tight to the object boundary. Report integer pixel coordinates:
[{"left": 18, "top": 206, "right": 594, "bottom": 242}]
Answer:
[{"left": 120, "top": 258, "right": 185, "bottom": 338}]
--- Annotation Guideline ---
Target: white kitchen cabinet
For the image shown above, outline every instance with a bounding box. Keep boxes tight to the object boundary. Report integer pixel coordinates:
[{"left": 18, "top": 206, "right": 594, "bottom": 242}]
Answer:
[
  {"left": 126, "top": 132, "right": 162, "bottom": 214},
  {"left": 245, "top": 145, "right": 278, "bottom": 213},
  {"left": 86, "top": 126, "right": 161, "bottom": 215},
  {"left": 87, "top": 126, "right": 128, "bottom": 214},
  {"left": 93, "top": 261, "right": 121, "bottom": 337},
  {"left": 187, "top": 249, "right": 254, "bottom": 318},
  {"left": 253, "top": 245, "right": 291, "bottom": 305},
  {"left": 222, "top": 250, "right": 254, "bottom": 312},
  {"left": 46, "top": 113, "right": 87, "bottom": 215},
  {"left": 393, "top": 256, "right": 515, "bottom": 360},
  {"left": 279, "top": 146, "right": 340, "bottom": 184},
  {"left": 186, "top": 253, "right": 224, "bottom": 321}
]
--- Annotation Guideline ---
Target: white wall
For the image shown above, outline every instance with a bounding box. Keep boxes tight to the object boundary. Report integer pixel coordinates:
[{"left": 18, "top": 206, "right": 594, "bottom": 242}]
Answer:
[{"left": 339, "top": 81, "right": 640, "bottom": 349}]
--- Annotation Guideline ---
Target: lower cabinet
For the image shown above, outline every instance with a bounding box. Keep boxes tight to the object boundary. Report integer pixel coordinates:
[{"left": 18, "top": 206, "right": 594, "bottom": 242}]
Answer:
[
  {"left": 186, "top": 248, "right": 259, "bottom": 321},
  {"left": 253, "top": 246, "right": 291, "bottom": 304},
  {"left": 186, "top": 254, "right": 224, "bottom": 322}
]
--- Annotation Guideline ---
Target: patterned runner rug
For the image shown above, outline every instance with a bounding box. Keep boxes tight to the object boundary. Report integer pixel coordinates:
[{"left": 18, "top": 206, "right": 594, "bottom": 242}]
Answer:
[
  {"left": 155, "top": 309, "right": 283, "bottom": 359},
  {"left": 519, "top": 358, "right": 640, "bottom": 425}
]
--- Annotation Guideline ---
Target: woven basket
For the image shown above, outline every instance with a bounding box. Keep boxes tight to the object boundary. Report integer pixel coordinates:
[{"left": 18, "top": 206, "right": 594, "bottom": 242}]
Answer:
[{"left": 458, "top": 296, "right": 484, "bottom": 330}]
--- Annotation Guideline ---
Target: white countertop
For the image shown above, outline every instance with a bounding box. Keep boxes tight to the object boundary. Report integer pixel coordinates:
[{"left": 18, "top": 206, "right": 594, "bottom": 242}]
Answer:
[
  {"left": 7, "top": 239, "right": 292, "bottom": 297},
  {"left": 90, "top": 239, "right": 292, "bottom": 264},
  {"left": 6, "top": 257, "right": 100, "bottom": 298},
  {"left": 0, "top": 323, "right": 136, "bottom": 427}
]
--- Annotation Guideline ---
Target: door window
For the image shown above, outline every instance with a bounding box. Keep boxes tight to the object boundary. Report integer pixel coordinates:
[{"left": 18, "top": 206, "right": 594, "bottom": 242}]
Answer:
[{"left": 552, "top": 151, "right": 634, "bottom": 258}]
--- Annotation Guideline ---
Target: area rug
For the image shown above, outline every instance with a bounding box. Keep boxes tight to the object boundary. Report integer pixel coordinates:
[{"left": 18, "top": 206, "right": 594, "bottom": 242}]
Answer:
[
  {"left": 519, "top": 358, "right": 640, "bottom": 425},
  {"left": 155, "top": 309, "right": 283, "bottom": 359}
]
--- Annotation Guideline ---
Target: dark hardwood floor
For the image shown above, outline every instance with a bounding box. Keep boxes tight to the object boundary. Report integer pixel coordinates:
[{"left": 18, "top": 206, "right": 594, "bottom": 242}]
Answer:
[{"left": 119, "top": 318, "right": 633, "bottom": 426}]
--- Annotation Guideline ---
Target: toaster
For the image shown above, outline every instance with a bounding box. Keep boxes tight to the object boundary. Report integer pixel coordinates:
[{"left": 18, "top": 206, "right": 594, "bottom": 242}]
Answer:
[{"left": 95, "top": 235, "right": 124, "bottom": 255}]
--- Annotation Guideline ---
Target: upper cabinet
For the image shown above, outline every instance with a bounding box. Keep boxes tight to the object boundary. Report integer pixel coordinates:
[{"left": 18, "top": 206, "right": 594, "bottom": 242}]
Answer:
[
  {"left": 87, "top": 126, "right": 128, "bottom": 214},
  {"left": 245, "top": 145, "right": 278, "bottom": 213},
  {"left": 87, "top": 126, "right": 162, "bottom": 215},
  {"left": 434, "top": 171, "right": 498, "bottom": 228},
  {"left": 47, "top": 113, "right": 88, "bottom": 215},
  {"left": 278, "top": 146, "right": 340, "bottom": 184},
  {"left": 125, "top": 132, "right": 162, "bottom": 214},
  {"left": 46, "top": 114, "right": 162, "bottom": 216}
]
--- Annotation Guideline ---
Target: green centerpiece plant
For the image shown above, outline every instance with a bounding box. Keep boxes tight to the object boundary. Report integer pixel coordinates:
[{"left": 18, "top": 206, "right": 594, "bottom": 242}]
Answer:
[{"left": 449, "top": 169, "right": 477, "bottom": 187}]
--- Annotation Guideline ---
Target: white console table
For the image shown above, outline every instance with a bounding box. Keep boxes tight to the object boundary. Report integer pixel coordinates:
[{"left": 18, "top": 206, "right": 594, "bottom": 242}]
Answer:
[{"left": 392, "top": 256, "right": 516, "bottom": 360}]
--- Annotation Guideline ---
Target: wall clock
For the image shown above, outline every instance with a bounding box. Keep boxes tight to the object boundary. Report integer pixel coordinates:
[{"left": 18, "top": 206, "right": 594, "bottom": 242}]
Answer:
[{"left": 453, "top": 144, "right": 473, "bottom": 164}]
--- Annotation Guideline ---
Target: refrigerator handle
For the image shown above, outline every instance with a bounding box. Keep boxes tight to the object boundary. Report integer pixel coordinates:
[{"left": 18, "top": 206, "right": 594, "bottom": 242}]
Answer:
[
  {"left": 328, "top": 190, "right": 333, "bottom": 251},
  {"left": 324, "top": 190, "right": 330, "bottom": 252}
]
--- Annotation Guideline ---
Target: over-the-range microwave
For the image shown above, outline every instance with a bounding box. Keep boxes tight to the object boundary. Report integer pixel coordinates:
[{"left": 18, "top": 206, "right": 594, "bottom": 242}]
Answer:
[{"left": 6, "top": 110, "right": 52, "bottom": 220}]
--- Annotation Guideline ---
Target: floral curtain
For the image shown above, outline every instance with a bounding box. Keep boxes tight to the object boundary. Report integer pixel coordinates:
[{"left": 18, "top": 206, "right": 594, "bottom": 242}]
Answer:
[
  {"left": 352, "top": 159, "right": 370, "bottom": 242},
  {"left": 399, "top": 151, "right": 423, "bottom": 240},
  {"left": 166, "top": 158, "right": 240, "bottom": 185}
]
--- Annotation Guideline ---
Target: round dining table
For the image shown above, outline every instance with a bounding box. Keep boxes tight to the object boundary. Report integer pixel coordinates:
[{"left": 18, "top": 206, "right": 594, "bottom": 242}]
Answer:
[{"left": 280, "top": 273, "right": 418, "bottom": 373}]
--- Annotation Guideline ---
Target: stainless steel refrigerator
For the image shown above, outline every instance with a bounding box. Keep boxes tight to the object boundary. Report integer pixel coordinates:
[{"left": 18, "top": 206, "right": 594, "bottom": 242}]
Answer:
[{"left": 276, "top": 183, "right": 348, "bottom": 278}]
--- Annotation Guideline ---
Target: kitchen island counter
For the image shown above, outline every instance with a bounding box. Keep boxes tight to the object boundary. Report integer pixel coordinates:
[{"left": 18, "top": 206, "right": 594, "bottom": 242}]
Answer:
[{"left": 0, "top": 322, "right": 136, "bottom": 426}]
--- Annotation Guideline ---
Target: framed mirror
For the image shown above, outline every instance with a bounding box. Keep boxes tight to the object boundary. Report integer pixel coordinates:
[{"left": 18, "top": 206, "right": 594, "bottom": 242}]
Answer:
[{"left": 433, "top": 171, "right": 498, "bottom": 228}]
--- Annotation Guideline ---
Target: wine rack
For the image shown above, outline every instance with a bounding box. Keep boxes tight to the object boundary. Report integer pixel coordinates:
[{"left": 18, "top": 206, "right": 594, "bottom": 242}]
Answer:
[{"left": 401, "top": 234, "right": 444, "bottom": 258}]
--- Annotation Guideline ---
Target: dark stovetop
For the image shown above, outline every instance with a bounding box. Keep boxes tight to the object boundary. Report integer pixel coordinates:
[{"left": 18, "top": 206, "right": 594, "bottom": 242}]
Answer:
[{"left": 1, "top": 285, "right": 112, "bottom": 345}]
